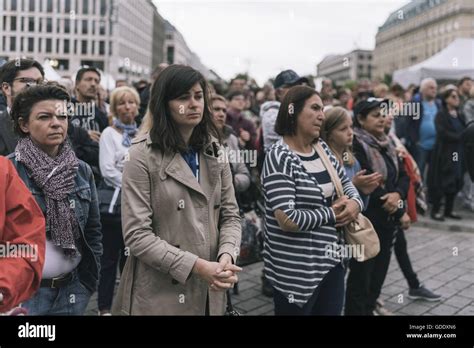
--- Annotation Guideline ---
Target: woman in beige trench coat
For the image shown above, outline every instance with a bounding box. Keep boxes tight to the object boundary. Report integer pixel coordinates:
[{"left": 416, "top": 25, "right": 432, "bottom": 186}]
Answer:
[{"left": 111, "top": 65, "right": 242, "bottom": 315}]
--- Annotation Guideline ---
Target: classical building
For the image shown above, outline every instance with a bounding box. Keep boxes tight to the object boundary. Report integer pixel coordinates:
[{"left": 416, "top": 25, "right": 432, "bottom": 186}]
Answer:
[
  {"left": 0, "top": 0, "right": 161, "bottom": 83},
  {"left": 373, "top": 0, "right": 474, "bottom": 79},
  {"left": 316, "top": 49, "right": 373, "bottom": 85}
]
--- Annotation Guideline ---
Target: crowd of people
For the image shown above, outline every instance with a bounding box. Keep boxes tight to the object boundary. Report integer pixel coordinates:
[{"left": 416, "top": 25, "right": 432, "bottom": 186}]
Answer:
[{"left": 0, "top": 58, "right": 473, "bottom": 316}]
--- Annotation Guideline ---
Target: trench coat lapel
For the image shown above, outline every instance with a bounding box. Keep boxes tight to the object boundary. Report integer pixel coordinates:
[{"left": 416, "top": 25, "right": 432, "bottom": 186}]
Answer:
[
  {"left": 200, "top": 144, "right": 220, "bottom": 201},
  {"left": 164, "top": 151, "right": 207, "bottom": 199}
]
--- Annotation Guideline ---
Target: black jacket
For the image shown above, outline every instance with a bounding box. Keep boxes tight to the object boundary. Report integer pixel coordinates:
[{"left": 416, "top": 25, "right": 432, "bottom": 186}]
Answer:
[
  {"left": 67, "top": 122, "right": 101, "bottom": 182},
  {"left": 0, "top": 108, "right": 18, "bottom": 157},
  {"left": 428, "top": 108, "right": 466, "bottom": 197},
  {"left": 353, "top": 135, "right": 410, "bottom": 227},
  {"left": 463, "top": 123, "right": 474, "bottom": 181},
  {"left": 70, "top": 98, "right": 109, "bottom": 132}
]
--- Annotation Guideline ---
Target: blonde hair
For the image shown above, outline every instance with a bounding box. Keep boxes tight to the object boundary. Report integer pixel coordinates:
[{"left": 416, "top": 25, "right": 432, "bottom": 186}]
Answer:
[
  {"left": 321, "top": 106, "right": 355, "bottom": 166},
  {"left": 109, "top": 86, "right": 140, "bottom": 119},
  {"left": 373, "top": 83, "right": 389, "bottom": 98}
]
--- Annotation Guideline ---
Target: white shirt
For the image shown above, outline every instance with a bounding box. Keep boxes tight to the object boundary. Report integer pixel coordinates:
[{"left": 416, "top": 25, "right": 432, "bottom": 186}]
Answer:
[{"left": 99, "top": 126, "right": 129, "bottom": 188}]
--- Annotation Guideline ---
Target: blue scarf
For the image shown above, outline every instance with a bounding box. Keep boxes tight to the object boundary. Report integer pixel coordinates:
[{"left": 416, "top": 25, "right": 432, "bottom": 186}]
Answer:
[
  {"left": 113, "top": 119, "right": 138, "bottom": 147},
  {"left": 181, "top": 147, "right": 199, "bottom": 179}
]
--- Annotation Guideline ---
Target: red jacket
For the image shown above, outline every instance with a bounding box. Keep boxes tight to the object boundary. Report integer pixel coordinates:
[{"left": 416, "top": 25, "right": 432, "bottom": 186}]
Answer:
[{"left": 0, "top": 156, "right": 45, "bottom": 312}]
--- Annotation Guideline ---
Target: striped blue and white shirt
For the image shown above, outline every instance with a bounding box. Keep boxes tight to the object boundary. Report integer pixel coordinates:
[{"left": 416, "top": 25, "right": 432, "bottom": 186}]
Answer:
[{"left": 261, "top": 138, "right": 363, "bottom": 307}]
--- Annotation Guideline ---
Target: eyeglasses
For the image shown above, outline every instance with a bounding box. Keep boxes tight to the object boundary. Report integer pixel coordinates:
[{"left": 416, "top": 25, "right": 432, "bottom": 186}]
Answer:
[{"left": 12, "top": 77, "right": 46, "bottom": 87}]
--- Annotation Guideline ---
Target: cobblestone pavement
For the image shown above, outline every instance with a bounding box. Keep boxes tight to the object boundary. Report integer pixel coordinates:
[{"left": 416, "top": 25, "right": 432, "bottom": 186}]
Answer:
[{"left": 85, "top": 208, "right": 474, "bottom": 316}]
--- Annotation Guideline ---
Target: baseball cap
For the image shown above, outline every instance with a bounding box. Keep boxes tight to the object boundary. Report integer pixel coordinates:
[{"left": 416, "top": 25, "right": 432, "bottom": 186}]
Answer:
[
  {"left": 273, "top": 70, "right": 308, "bottom": 89},
  {"left": 353, "top": 97, "right": 387, "bottom": 117}
]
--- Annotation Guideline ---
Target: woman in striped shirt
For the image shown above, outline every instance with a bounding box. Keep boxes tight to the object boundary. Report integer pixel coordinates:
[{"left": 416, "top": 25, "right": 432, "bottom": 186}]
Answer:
[{"left": 261, "top": 86, "right": 363, "bottom": 315}]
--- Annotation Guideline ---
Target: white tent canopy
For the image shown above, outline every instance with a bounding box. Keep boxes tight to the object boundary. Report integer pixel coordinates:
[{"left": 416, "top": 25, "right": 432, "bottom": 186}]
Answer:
[
  {"left": 42, "top": 59, "right": 61, "bottom": 81},
  {"left": 392, "top": 38, "right": 474, "bottom": 88}
]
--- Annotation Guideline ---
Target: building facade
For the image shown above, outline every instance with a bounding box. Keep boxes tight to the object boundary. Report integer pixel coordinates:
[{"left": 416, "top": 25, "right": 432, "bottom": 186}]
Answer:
[
  {"left": 374, "top": 0, "right": 474, "bottom": 79},
  {"left": 316, "top": 49, "right": 373, "bottom": 85},
  {"left": 151, "top": 5, "right": 166, "bottom": 70},
  {"left": 0, "top": 0, "right": 160, "bottom": 84}
]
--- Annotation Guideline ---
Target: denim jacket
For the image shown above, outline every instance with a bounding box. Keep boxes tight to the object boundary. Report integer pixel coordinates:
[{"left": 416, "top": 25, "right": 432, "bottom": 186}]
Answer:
[{"left": 8, "top": 154, "right": 103, "bottom": 294}]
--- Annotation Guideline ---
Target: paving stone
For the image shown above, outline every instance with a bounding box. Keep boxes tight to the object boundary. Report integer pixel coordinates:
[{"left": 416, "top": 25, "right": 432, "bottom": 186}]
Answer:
[
  {"left": 232, "top": 288, "right": 261, "bottom": 303},
  {"left": 235, "top": 297, "right": 268, "bottom": 312},
  {"left": 455, "top": 306, "right": 474, "bottom": 315},
  {"left": 428, "top": 304, "right": 460, "bottom": 315},
  {"left": 397, "top": 302, "right": 432, "bottom": 315},
  {"left": 441, "top": 296, "right": 472, "bottom": 308},
  {"left": 246, "top": 303, "right": 275, "bottom": 316}
]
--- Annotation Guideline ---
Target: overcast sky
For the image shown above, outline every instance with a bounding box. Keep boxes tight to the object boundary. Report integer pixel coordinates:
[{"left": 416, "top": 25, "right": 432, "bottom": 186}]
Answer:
[{"left": 153, "top": 0, "right": 408, "bottom": 85}]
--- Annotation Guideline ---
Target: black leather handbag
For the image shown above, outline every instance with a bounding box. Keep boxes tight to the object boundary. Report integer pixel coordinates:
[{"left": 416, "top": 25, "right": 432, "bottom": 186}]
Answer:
[{"left": 97, "top": 181, "right": 121, "bottom": 222}]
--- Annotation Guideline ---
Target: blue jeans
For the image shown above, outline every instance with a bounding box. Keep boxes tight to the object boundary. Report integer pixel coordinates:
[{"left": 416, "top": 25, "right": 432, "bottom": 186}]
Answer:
[
  {"left": 22, "top": 271, "right": 92, "bottom": 315},
  {"left": 273, "top": 263, "right": 345, "bottom": 315},
  {"left": 415, "top": 145, "right": 432, "bottom": 182}
]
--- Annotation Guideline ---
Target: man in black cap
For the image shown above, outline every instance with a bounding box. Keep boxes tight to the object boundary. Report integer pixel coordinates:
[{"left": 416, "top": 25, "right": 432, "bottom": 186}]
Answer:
[{"left": 260, "top": 70, "right": 308, "bottom": 151}]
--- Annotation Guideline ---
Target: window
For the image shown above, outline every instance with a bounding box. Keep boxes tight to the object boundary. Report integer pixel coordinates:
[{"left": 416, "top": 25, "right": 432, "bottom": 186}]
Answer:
[
  {"left": 91, "top": 40, "right": 95, "bottom": 54},
  {"left": 39, "top": 17, "right": 42, "bottom": 31},
  {"left": 167, "top": 46, "right": 174, "bottom": 64},
  {"left": 20, "top": 37, "right": 24, "bottom": 51},
  {"left": 99, "top": 40, "right": 105, "bottom": 55},
  {"left": 82, "top": 19, "right": 88, "bottom": 34},
  {"left": 92, "top": 0, "right": 96, "bottom": 14},
  {"left": 2, "top": 16, "right": 6, "bottom": 31},
  {"left": 109, "top": 41, "right": 112, "bottom": 55},
  {"left": 65, "top": 18, "right": 70, "bottom": 33},
  {"left": 46, "top": 38, "right": 52, "bottom": 52},
  {"left": 81, "top": 40, "right": 87, "bottom": 54},
  {"left": 11, "top": 0, "right": 17, "bottom": 11},
  {"left": 38, "top": 38, "right": 42, "bottom": 52},
  {"left": 58, "top": 59, "right": 69, "bottom": 70},
  {"left": 100, "top": 0, "right": 106, "bottom": 15},
  {"left": 28, "top": 17, "right": 34, "bottom": 31},
  {"left": 65, "top": 0, "right": 71, "bottom": 13},
  {"left": 83, "top": 0, "right": 88, "bottom": 14},
  {"left": 74, "top": 19, "right": 78, "bottom": 34},
  {"left": 47, "top": 0, "right": 53, "bottom": 12},
  {"left": 11, "top": 16, "right": 17, "bottom": 31},
  {"left": 64, "top": 39, "right": 70, "bottom": 53},
  {"left": 99, "top": 20, "right": 105, "bottom": 35},
  {"left": 29, "top": 0, "right": 35, "bottom": 11},
  {"left": 28, "top": 37, "right": 34, "bottom": 52},
  {"left": 57, "top": 18, "right": 60, "bottom": 33},
  {"left": 47, "top": 18, "right": 52, "bottom": 32},
  {"left": 2, "top": 37, "right": 5, "bottom": 51},
  {"left": 10, "top": 36, "right": 16, "bottom": 51},
  {"left": 92, "top": 21, "right": 95, "bottom": 35},
  {"left": 74, "top": 40, "right": 77, "bottom": 54},
  {"left": 56, "top": 38, "right": 60, "bottom": 53},
  {"left": 21, "top": 16, "right": 24, "bottom": 31}
]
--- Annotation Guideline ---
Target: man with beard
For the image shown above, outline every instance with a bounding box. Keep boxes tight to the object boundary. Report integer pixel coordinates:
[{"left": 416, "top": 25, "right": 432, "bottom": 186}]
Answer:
[
  {"left": 71, "top": 66, "right": 108, "bottom": 142},
  {"left": 0, "top": 59, "right": 45, "bottom": 156}
]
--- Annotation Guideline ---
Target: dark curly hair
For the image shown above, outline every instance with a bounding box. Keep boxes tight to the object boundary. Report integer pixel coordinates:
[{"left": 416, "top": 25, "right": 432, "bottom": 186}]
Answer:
[{"left": 11, "top": 82, "right": 71, "bottom": 137}]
